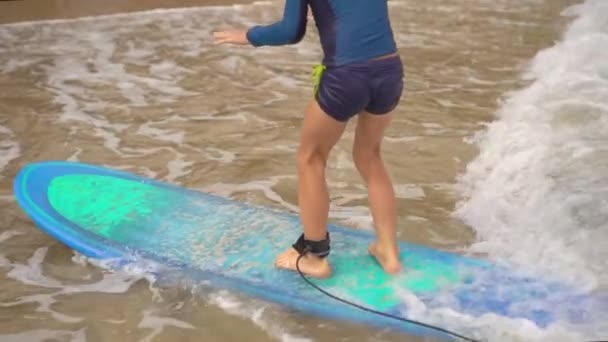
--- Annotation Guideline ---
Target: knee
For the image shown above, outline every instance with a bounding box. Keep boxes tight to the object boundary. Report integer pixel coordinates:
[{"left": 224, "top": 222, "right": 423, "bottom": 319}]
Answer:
[
  {"left": 353, "top": 144, "right": 382, "bottom": 176},
  {"left": 297, "top": 147, "right": 327, "bottom": 170}
]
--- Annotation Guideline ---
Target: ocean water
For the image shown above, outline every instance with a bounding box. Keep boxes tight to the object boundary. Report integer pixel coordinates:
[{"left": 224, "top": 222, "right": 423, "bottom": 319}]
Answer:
[{"left": 0, "top": 0, "right": 605, "bottom": 341}]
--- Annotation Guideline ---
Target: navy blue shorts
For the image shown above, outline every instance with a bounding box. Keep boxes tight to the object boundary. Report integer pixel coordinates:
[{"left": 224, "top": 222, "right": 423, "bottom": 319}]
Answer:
[{"left": 315, "top": 55, "right": 404, "bottom": 122}]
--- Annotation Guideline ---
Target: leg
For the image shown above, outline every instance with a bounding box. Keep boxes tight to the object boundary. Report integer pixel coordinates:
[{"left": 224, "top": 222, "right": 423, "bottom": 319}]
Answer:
[
  {"left": 353, "top": 111, "right": 402, "bottom": 274},
  {"left": 275, "top": 100, "right": 347, "bottom": 278}
]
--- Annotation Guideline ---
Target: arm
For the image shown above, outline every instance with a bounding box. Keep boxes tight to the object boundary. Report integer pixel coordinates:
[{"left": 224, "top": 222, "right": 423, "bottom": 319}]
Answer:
[
  {"left": 213, "top": 0, "right": 308, "bottom": 46},
  {"left": 247, "top": 0, "right": 309, "bottom": 47}
]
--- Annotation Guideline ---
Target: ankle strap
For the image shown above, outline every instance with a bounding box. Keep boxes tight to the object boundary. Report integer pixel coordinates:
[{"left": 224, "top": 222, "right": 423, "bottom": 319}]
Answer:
[{"left": 292, "top": 233, "right": 330, "bottom": 258}]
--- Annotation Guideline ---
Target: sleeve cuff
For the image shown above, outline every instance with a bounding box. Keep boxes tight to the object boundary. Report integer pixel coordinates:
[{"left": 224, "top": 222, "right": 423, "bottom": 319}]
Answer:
[{"left": 246, "top": 26, "right": 263, "bottom": 47}]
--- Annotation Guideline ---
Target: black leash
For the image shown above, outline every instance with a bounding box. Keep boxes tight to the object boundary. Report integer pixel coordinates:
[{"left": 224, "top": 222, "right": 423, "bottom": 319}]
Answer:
[{"left": 295, "top": 254, "right": 481, "bottom": 342}]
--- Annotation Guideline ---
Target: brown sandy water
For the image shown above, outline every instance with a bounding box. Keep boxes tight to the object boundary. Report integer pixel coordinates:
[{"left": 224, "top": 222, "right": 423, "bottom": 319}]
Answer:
[{"left": 0, "top": 0, "right": 581, "bottom": 341}]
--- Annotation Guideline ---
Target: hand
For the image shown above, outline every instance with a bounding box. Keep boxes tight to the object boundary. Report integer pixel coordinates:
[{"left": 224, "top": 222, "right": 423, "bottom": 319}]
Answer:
[{"left": 213, "top": 30, "right": 250, "bottom": 45}]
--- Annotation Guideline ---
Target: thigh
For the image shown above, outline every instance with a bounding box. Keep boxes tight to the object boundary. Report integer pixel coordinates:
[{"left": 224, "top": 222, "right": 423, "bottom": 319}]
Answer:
[
  {"left": 353, "top": 110, "right": 394, "bottom": 154},
  {"left": 299, "top": 100, "right": 348, "bottom": 158}
]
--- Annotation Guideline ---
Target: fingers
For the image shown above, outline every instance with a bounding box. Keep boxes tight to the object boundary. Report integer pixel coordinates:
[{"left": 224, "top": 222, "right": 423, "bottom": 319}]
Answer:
[
  {"left": 213, "top": 31, "right": 232, "bottom": 39},
  {"left": 212, "top": 29, "right": 249, "bottom": 45},
  {"left": 212, "top": 31, "right": 231, "bottom": 44}
]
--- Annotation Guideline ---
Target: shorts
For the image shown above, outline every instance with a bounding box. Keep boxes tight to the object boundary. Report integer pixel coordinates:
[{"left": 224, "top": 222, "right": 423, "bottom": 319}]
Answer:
[{"left": 315, "top": 55, "right": 404, "bottom": 122}]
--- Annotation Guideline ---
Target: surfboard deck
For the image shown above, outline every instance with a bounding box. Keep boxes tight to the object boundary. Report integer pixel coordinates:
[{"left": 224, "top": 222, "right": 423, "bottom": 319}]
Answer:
[{"left": 13, "top": 161, "right": 602, "bottom": 340}]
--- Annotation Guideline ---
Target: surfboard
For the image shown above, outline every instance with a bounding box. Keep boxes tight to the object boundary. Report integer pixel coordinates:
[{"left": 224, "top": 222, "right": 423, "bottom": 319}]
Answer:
[{"left": 13, "top": 161, "right": 603, "bottom": 341}]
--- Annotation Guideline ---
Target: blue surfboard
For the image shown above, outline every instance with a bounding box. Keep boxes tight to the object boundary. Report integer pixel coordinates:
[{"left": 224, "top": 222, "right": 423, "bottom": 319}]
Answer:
[{"left": 12, "top": 161, "right": 605, "bottom": 341}]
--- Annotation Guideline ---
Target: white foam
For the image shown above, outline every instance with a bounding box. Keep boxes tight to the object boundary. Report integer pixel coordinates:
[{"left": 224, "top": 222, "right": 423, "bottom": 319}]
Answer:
[
  {"left": 208, "top": 290, "right": 313, "bottom": 342},
  {"left": 110, "top": 163, "right": 159, "bottom": 179},
  {"left": 6, "top": 247, "right": 64, "bottom": 288},
  {"left": 201, "top": 162, "right": 427, "bottom": 232},
  {"left": 4, "top": 1, "right": 603, "bottom": 341},
  {"left": 42, "top": 55, "right": 130, "bottom": 153},
  {"left": 4, "top": 247, "right": 142, "bottom": 293},
  {"left": 384, "top": 136, "right": 421, "bottom": 143},
  {"left": 407, "top": 215, "right": 429, "bottom": 222},
  {"left": 124, "top": 40, "right": 156, "bottom": 61},
  {"left": 204, "top": 147, "right": 236, "bottom": 163},
  {"left": 390, "top": 283, "right": 604, "bottom": 342},
  {"left": 66, "top": 147, "right": 83, "bottom": 162},
  {"left": 119, "top": 146, "right": 167, "bottom": 158},
  {"left": 453, "top": 0, "right": 608, "bottom": 338},
  {"left": 1, "top": 247, "right": 146, "bottom": 326},
  {"left": 165, "top": 150, "right": 194, "bottom": 183},
  {"left": 1, "top": 8, "right": 218, "bottom": 157},
  {"left": 0, "top": 230, "right": 24, "bottom": 243},
  {"left": 0, "top": 228, "right": 22, "bottom": 269},
  {"left": 455, "top": 0, "right": 608, "bottom": 288},
  {"left": 136, "top": 121, "right": 185, "bottom": 145},
  {"left": 0, "top": 255, "right": 10, "bottom": 268},
  {"left": 259, "top": 74, "right": 305, "bottom": 89},
  {"left": 138, "top": 309, "right": 195, "bottom": 342},
  {"left": 2, "top": 293, "right": 84, "bottom": 323},
  {"left": 204, "top": 175, "right": 299, "bottom": 213},
  {"left": 1, "top": 58, "right": 44, "bottom": 74},
  {"left": 395, "top": 184, "right": 426, "bottom": 200},
  {"left": 331, "top": 150, "right": 355, "bottom": 171},
  {"left": 219, "top": 55, "right": 247, "bottom": 73},
  {"left": 149, "top": 60, "right": 195, "bottom": 80},
  {"left": 0, "top": 125, "right": 21, "bottom": 176},
  {"left": 189, "top": 111, "right": 249, "bottom": 122},
  {"left": 0, "top": 328, "right": 87, "bottom": 342},
  {"left": 328, "top": 205, "right": 374, "bottom": 230}
]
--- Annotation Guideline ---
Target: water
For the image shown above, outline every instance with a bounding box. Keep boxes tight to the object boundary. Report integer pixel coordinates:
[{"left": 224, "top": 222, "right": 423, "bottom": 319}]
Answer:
[
  {"left": 453, "top": 0, "right": 608, "bottom": 339},
  {"left": 455, "top": 0, "right": 608, "bottom": 291},
  {"left": 1, "top": 0, "right": 604, "bottom": 341}
]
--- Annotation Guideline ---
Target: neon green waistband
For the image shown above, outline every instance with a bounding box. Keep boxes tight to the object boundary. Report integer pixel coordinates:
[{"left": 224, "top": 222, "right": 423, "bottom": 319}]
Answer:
[{"left": 312, "top": 64, "right": 326, "bottom": 96}]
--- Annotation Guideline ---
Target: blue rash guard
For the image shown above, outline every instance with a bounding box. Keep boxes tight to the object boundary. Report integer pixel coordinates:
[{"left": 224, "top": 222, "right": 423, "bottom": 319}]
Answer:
[{"left": 246, "top": 0, "right": 398, "bottom": 67}]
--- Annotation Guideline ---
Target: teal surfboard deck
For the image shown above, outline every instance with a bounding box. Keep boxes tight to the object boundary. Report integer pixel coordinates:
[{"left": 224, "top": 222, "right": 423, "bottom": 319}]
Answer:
[{"left": 13, "top": 161, "right": 604, "bottom": 340}]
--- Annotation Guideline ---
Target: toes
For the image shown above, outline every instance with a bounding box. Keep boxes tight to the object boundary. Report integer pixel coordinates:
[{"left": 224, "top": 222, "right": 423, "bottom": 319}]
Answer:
[
  {"left": 385, "top": 263, "right": 402, "bottom": 274},
  {"left": 275, "top": 258, "right": 289, "bottom": 268},
  {"left": 368, "top": 242, "right": 379, "bottom": 255},
  {"left": 275, "top": 249, "right": 297, "bottom": 269},
  {"left": 274, "top": 248, "right": 332, "bottom": 278},
  {"left": 277, "top": 255, "right": 292, "bottom": 267},
  {"left": 368, "top": 242, "right": 403, "bottom": 274}
]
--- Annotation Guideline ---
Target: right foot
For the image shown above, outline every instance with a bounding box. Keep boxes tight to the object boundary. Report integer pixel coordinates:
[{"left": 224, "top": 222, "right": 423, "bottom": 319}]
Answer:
[
  {"left": 275, "top": 247, "right": 332, "bottom": 278},
  {"left": 368, "top": 242, "right": 402, "bottom": 274}
]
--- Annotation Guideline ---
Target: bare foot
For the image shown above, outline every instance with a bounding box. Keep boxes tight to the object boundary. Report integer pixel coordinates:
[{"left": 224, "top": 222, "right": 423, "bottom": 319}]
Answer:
[
  {"left": 368, "top": 242, "right": 402, "bottom": 274},
  {"left": 275, "top": 248, "right": 332, "bottom": 278}
]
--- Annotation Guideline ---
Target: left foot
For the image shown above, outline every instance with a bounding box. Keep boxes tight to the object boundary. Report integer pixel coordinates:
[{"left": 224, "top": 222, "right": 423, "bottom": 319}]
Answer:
[
  {"left": 275, "top": 248, "right": 332, "bottom": 278},
  {"left": 368, "top": 242, "right": 402, "bottom": 275}
]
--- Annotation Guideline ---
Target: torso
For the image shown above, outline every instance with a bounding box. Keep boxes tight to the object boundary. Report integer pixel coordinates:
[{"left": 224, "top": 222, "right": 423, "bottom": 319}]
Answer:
[{"left": 308, "top": 0, "right": 398, "bottom": 66}]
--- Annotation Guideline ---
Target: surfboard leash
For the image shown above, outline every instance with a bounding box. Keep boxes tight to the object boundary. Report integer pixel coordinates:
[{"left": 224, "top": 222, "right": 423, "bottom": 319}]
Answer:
[{"left": 295, "top": 255, "right": 481, "bottom": 342}]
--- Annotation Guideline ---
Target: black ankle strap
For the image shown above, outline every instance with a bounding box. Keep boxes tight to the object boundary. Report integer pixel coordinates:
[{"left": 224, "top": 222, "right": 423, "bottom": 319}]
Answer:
[{"left": 292, "top": 233, "right": 330, "bottom": 258}]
